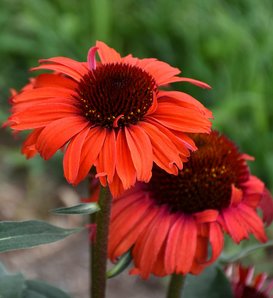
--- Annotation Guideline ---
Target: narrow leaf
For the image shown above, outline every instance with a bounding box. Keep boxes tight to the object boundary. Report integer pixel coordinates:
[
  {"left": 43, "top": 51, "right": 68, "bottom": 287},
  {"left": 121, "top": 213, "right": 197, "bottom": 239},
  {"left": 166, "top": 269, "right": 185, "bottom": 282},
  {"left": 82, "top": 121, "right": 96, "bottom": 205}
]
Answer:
[
  {"left": 0, "top": 220, "right": 82, "bottom": 253},
  {"left": 24, "top": 280, "right": 72, "bottom": 298},
  {"left": 107, "top": 251, "right": 132, "bottom": 279},
  {"left": 51, "top": 203, "right": 100, "bottom": 215},
  {"left": 183, "top": 264, "right": 233, "bottom": 298},
  {"left": 221, "top": 240, "right": 273, "bottom": 263},
  {"left": 22, "top": 289, "right": 46, "bottom": 298},
  {"left": 0, "top": 273, "right": 26, "bottom": 298}
]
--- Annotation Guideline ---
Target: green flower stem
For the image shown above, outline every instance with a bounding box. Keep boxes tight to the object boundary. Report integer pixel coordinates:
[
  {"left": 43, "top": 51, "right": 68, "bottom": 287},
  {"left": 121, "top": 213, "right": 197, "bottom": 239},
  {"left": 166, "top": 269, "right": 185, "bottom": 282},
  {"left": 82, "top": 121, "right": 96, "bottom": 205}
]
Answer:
[
  {"left": 91, "top": 186, "right": 112, "bottom": 298},
  {"left": 167, "top": 274, "right": 186, "bottom": 298}
]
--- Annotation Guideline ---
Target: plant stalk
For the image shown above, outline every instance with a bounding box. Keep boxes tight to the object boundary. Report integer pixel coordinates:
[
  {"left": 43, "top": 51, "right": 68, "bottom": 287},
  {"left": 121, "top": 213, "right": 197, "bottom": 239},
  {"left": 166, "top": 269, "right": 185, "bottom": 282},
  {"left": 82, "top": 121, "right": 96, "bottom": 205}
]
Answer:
[
  {"left": 166, "top": 274, "right": 186, "bottom": 298},
  {"left": 90, "top": 186, "right": 112, "bottom": 298}
]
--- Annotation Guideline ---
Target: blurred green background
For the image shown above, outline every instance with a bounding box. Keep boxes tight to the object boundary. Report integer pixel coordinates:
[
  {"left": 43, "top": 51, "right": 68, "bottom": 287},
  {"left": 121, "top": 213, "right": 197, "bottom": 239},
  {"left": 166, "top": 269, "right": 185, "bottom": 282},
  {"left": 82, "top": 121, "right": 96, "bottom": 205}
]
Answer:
[{"left": 0, "top": 0, "right": 273, "bottom": 295}]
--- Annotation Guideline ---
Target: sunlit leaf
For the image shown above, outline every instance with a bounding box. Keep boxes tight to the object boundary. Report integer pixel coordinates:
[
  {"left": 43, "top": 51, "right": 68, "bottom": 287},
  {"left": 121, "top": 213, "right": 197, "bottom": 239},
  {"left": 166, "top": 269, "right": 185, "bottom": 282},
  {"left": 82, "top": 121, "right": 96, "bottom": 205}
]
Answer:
[
  {"left": 107, "top": 251, "right": 132, "bottom": 279},
  {"left": 51, "top": 203, "right": 100, "bottom": 215},
  {"left": 0, "top": 220, "right": 82, "bottom": 253}
]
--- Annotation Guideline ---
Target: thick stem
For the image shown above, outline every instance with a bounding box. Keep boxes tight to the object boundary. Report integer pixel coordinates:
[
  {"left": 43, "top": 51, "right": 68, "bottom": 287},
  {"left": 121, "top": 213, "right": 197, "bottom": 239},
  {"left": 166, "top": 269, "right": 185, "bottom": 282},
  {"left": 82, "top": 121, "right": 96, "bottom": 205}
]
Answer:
[
  {"left": 166, "top": 274, "right": 186, "bottom": 298},
  {"left": 90, "top": 186, "right": 112, "bottom": 298}
]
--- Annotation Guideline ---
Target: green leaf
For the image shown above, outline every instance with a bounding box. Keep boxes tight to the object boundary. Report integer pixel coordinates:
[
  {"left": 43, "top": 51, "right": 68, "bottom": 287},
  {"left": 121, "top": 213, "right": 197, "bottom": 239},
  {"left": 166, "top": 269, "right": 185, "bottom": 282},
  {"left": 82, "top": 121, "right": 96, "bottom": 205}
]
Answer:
[
  {"left": 0, "top": 220, "right": 82, "bottom": 253},
  {"left": 51, "top": 203, "right": 100, "bottom": 215},
  {"left": 220, "top": 240, "right": 273, "bottom": 263},
  {"left": 24, "top": 280, "right": 72, "bottom": 298},
  {"left": 107, "top": 251, "right": 132, "bottom": 279},
  {"left": 22, "top": 289, "right": 46, "bottom": 298},
  {"left": 0, "top": 273, "right": 26, "bottom": 298},
  {"left": 183, "top": 264, "right": 233, "bottom": 298},
  {"left": 0, "top": 263, "right": 7, "bottom": 277}
]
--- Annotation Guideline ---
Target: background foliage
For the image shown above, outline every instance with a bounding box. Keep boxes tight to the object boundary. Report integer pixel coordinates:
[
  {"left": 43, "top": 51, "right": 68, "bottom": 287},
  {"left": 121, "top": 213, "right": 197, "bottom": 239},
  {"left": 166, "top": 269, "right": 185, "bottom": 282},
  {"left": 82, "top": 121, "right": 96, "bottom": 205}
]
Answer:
[{"left": 0, "top": 0, "right": 273, "bottom": 293}]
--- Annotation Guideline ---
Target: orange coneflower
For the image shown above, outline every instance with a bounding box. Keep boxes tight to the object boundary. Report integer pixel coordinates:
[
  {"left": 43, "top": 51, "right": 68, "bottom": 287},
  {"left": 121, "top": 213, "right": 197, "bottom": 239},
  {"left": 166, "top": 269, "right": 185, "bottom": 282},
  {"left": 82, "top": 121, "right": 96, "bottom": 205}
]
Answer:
[
  {"left": 108, "top": 131, "right": 272, "bottom": 278},
  {"left": 226, "top": 264, "right": 273, "bottom": 298},
  {"left": 5, "top": 41, "right": 212, "bottom": 196}
]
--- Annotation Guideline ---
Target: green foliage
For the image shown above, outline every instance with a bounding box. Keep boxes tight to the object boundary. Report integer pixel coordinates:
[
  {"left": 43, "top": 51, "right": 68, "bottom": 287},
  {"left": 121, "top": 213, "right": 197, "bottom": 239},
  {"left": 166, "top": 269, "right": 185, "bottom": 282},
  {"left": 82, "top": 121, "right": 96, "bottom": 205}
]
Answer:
[
  {"left": 0, "top": 263, "right": 71, "bottom": 298},
  {"left": 0, "top": 220, "right": 82, "bottom": 252},
  {"left": 183, "top": 264, "right": 233, "bottom": 298},
  {"left": 221, "top": 240, "right": 273, "bottom": 263},
  {"left": 107, "top": 251, "right": 132, "bottom": 279},
  {"left": 51, "top": 202, "right": 100, "bottom": 215}
]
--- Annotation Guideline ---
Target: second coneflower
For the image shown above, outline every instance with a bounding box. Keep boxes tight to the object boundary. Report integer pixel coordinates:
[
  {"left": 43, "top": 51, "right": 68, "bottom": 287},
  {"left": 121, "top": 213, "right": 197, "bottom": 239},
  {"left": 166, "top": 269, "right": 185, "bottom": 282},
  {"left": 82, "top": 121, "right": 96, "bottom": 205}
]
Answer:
[
  {"left": 5, "top": 41, "right": 212, "bottom": 197},
  {"left": 108, "top": 131, "right": 273, "bottom": 278},
  {"left": 226, "top": 264, "right": 273, "bottom": 298}
]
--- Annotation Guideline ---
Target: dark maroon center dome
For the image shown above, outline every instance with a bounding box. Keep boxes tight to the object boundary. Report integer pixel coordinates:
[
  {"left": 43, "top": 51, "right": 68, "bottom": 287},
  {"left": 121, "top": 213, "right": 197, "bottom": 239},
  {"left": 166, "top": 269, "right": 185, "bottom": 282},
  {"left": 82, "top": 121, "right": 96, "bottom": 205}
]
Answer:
[
  {"left": 148, "top": 132, "right": 250, "bottom": 214},
  {"left": 76, "top": 63, "right": 157, "bottom": 128}
]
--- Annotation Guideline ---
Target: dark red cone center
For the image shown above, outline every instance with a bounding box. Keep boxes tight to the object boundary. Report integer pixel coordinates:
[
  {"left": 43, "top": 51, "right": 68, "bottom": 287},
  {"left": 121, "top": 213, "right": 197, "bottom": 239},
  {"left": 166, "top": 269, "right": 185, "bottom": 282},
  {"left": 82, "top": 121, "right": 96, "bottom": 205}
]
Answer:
[
  {"left": 148, "top": 132, "right": 250, "bottom": 214},
  {"left": 76, "top": 63, "right": 157, "bottom": 128}
]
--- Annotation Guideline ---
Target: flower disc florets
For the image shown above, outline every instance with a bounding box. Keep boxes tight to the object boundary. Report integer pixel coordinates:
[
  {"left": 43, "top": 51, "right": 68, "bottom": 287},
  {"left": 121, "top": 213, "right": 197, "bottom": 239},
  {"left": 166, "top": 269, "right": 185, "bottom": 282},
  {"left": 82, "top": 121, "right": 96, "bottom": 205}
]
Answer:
[
  {"left": 149, "top": 132, "right": 250, "bottom": 213},
  {"left": 76, "top": 63, "right": 157, "bottom": 128}
]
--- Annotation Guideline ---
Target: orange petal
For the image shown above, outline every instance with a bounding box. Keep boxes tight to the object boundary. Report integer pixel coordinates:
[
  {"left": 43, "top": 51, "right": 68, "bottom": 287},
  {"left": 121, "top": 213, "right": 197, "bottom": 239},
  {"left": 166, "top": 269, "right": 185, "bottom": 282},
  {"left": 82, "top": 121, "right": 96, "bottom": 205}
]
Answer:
[
  {"left": 125, "top": 125, "right": 153, "bottom": 182},
  {"left": 150, "top": 102, "right": 211, "bottom": 133},
  {"left": 96, "top": 41, "right": 121, "bottom": 63},
  {"left": 73, "top": 127, "right": 107, "bottom": 184},
  {"left": 63, "top": 126, "right": 90, "bottom": 183},
  {"left": 33, "top": 73, "right": 78, "bottom": 90},
  {"left": 96, "top": 129, "right": 116, "bottom": 184},
  {"left": 140, "top": 121, "right": 182, "bottom": 174},
  {"left": 116, "top": 129, "right": 137, "bottom": 190},
  {"left": 176, "top": 216, "right": 197, "bottom": 274},
  {"left": 36, "top": 116, "right": 88, "bottom": 160},
  {"left": 21, "top": 128, "right": 43, "bottom": 158},
  {"left": 9, "top": 103, "right": 79, "bottom": 130},
  {"left": 164, "top": 215, "right": 184, "bottom": 274}
]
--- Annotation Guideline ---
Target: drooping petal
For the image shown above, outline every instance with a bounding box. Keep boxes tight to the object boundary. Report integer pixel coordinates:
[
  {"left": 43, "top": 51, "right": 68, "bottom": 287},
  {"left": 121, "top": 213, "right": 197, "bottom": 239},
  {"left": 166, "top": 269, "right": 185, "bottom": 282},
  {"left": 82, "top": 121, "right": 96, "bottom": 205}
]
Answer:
[
  {"left": 259, "top": 188, "right": 273, "bottom": 226},
  {"left": 116, "top": 129, "right": 137, "bottom": 190},
  {"left": 36, "top": 116, "right": 89, "bottom": 159},
  {"left": 175, "top": 216, "right": 197, "bottom": 274},
  {"left": 109, "top": 199, "right": 156, "bottom": 260},
  {"left": 140, "top": 121, "right": 183, "bottom": 174},
  {"left": 237, "top": 204, "right": 267, "bottom": 243},
  {"left": 207, "top": 222, "right": 224, "bottom": 265},
  {"left": 230, "top": 185, "right": 244, "bottom": 207},
  {"left": 164, "top": 215, "right": 184, "bottom": 274},
  {"left": 108, "top": 172, "right": 125, "bottom": 198},
  {"left": 125, "top": 125, "right": 153, "bottom": 182},
  {"left": 96, "top": 129, "right": 116, "bottom": 184},
  {"left": 111, "top": 189, "right": 147, "bottom": 221},
  {"left": 21, "top": 128, "right": 43, "bottom": 158},
  {"left": 73, "top": 127, "right": 107, "bottom": 185},
  {"left": 158, "top": 90, "right": 213, "bottom": 118},
  {"left": 146, "top": 118, "right": 193, "bottom": 158},
  {"left": 150, "top": 102, "right": 211, "bottom": 133},
  {"left": 221, "top": 208, "right": 249, "bottom": 243},
  {"left": 63, "top": 126, "right": 90, "bottom": 183},
  {"left": 133, "top": 207, "right": 172, "bottom": 279}
]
